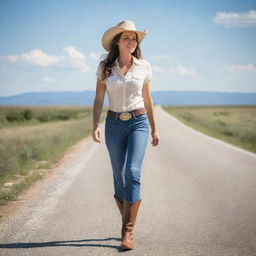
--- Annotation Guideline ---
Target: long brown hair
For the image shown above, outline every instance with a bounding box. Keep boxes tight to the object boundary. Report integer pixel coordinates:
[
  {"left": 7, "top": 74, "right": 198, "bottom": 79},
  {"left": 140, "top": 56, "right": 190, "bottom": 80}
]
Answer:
[{"left": 100, "top": 32, "right": 142, "bottom": 81}]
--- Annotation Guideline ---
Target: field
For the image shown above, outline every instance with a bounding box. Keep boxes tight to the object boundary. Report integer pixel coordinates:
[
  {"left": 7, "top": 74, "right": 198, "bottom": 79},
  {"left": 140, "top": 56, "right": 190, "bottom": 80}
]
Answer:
[
  {"left": 1, "top": 105, "right": 255, "bottom": 206},
  {"left": 163, "top": 105, "right": 256, "bottom": 154},
  {"left": 0, "top": 106, "right": 107, "bottom": 205}
]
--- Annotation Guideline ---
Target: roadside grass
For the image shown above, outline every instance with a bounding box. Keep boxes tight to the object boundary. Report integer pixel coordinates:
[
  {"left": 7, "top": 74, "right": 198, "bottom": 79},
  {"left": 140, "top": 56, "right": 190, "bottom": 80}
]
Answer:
[
  {"left": 0, "top": 106, "right": 107, "bottom": 206},
  {"left": 0, "top": 105, "right": 90, "bottom": 129},
  {"left": 162, "top": 105, "right": 256, "bottom": 154},
  {"left": 1, "top": 172, "right": 42, "bottom": 202}
]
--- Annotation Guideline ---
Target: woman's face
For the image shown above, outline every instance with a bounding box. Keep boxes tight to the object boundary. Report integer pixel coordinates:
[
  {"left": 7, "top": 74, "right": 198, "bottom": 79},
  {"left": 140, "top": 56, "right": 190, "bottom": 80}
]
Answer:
[{"left": 117, "top": 31, "right": 138, "bottom": 54}]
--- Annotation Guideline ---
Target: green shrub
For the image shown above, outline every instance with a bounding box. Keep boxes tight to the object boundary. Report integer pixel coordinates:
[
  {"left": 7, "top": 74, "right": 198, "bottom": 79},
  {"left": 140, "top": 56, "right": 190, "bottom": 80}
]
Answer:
[
  {"left": 221, "top": 129, "right": 234, "bottom": 137},
  {"left": 214, "top": 111, "right": 229, "bottom": 116},
  {"left": 6, "top": 111, "right": 25, "bottom": 122},
  {"left": 214, "top": 119, "right": 226, "bottom": 126},
  {"left": 23, "top": 109, "right": 33, "bottom": 120}
]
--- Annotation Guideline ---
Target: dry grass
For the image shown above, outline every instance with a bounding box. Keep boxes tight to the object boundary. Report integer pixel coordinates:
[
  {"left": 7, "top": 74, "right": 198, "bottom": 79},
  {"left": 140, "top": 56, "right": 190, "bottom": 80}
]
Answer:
[
  {"left": 0, "top": 106, "right": 107, "bottom": 205},
  {"left": 163, "top": 105, "right": 256, "bottom": 154}
]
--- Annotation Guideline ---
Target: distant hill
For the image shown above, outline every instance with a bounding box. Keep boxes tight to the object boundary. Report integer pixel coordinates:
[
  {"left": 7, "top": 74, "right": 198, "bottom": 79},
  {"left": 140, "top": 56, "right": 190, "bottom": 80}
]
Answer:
[
  {"left": 0, "top": 90, "right": 255, "bottom": 106},
  {"left": 152, "top": 91, "right": 256, "bottom": 105}
]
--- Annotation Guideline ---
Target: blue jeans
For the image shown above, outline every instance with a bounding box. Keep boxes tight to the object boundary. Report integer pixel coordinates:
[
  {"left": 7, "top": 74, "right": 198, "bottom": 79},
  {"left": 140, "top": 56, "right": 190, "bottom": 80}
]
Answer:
[{"left": 105, "top": 111, "right": 150, "bottom": 204}]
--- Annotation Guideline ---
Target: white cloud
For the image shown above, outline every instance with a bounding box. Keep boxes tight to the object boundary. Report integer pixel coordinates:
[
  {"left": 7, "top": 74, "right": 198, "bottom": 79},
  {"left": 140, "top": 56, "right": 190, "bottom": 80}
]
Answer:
[
  {"left": 3, "top": 49, "right": 64, "bottom": 67},
  {"left": 21, "top": 49, "right": 64, "bottom": 66},
  {"left": 42, "top": 76, "right": 55, "bottom": 83},
  {"left": 225, "top": 64, "right": 256, "bottom": 74},
  {"left": 62, "top": 46, "right": 89, "bottom": 72},
  {"left": 6, "top": 55, "right": 19, "bottom": 62},
  {"left": 152, "top": 64, "right": 198, "bottom": 77},
  {"left": 1, "top": 47, "right": 89, "bottom": 72},
  {"left": 213, "top": 10, "right": 256, "bottom": 27},
  {"left": 152, "top": 55, "right": 173, "bottom": 60},
  {"left": 176, "top": 65, "right": 198, "bottom": 77},
  {"left": 89, "top": 52, "right": 101, "bottom": 61},
  {"left": 152, "top": 65, "right": 165, "bottom": 73},
  {"left": 62, "top": 46, "right": 85, "bottom": 61}
]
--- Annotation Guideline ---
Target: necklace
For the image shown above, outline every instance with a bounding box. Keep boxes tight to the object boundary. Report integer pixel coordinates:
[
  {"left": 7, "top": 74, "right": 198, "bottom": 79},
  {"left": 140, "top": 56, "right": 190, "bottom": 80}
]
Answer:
[{"left": 118, "top": 57, "right": 133, "bottom": 69}]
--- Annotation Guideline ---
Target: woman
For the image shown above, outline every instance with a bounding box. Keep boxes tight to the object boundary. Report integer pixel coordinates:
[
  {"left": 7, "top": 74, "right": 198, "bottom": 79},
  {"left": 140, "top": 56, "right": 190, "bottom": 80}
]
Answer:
[{"left": 92, "top": 20, "right": 160, "bottom": 250}]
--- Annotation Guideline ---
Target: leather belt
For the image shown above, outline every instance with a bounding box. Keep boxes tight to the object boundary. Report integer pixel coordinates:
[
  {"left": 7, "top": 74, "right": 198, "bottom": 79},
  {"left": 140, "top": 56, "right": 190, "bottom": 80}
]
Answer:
[{"left": 107, "top": 108, "right": 146, "bottom": 121}]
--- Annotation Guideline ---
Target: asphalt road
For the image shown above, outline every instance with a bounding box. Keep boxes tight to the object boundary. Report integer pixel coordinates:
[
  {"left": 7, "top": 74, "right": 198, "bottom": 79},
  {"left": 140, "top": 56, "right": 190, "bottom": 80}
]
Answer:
[{"left": 0, "top": 105, "right": 256, "bottom": 256}]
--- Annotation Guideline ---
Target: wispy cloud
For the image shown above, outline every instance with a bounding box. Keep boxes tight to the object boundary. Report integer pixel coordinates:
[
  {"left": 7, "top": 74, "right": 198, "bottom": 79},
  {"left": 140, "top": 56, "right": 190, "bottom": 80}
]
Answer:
[
  {"left": 4, "top": 49, "right": 64, "bottom": 67},
  {"left": 224, "top": 64, "right": 256, "bottom": 74},
  {"left": 152, "top": 65, "right": 165, "bottom": 73},
  {"left": 152, "top": 64, "right": 199, "bottom": 77},
  {"left": 42, "top": 76, "right": 55, "bottom": 83},
  {"left": 176, "top": 65, "right": 198, "bottom": 77},
  {"left": 152, "top": 55, "right": 175, "bottom": 61},
  {"left": 5, "top": 55, "right": 19, "bottom": 62},
  {"left": 1, "top": 46, "right": 89, "bottom": 72},
  {"left": 89, "top": 52, "right": 101, "bottom": 61},
  {"left": 213, "top": 10, "right": 256, "bottom": 27}
]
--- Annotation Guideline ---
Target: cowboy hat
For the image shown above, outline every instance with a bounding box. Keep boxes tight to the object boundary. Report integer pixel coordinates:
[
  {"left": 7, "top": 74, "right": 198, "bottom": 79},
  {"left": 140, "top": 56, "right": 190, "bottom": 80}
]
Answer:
[{"left": 101, "top": 20, "right": 148, "bottom": 52}]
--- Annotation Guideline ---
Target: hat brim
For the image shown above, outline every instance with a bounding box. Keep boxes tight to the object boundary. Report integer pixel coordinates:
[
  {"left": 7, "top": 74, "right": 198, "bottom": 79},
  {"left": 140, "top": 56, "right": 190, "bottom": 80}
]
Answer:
[{"left": 102, "top": 27, "right": 147, "bottom": 52}]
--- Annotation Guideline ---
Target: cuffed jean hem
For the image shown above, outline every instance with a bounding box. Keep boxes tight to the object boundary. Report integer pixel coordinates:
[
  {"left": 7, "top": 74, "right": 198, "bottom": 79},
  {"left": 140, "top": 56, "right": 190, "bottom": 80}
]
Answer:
[
  {"left": 114, "top": 193, "right": 141, "bottom": 205},
  {"left": 125, "top": 198, "right": 142, "bottom": 205},
  {"left": 114, "top": 194, "right": 123, "bottom": 203}
]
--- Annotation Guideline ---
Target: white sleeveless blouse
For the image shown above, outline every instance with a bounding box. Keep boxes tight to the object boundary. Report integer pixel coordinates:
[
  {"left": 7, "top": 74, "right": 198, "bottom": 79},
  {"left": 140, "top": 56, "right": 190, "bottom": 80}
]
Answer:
[{"left": 96, "top": 56, "right": 152, "bottom": 113}]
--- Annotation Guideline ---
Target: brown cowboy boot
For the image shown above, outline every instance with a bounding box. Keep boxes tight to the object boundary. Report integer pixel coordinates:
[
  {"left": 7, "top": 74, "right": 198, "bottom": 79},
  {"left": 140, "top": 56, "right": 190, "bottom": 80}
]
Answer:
[
  {"left": 114, "top": 197, "right": 124, "bottom": 216},
  {"left": 121, "top": 199, "right": 141, "bottom": 250}
]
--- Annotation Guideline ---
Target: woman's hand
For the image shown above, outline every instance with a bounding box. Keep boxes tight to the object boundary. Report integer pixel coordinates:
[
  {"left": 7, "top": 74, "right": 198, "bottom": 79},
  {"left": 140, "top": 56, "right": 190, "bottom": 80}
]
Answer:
[
  {"left": 151, "top": 130, "right": 160, "bottom": 146},
  {"left": 92, "top": 126, "right": 102, "bottom": 143}
]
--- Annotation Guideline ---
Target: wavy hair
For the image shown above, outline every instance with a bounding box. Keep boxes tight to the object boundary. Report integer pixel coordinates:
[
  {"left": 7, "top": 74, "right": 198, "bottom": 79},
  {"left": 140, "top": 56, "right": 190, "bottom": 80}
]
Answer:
[{"left": 100, "top": 32, "right": 142, "bottom": 81}]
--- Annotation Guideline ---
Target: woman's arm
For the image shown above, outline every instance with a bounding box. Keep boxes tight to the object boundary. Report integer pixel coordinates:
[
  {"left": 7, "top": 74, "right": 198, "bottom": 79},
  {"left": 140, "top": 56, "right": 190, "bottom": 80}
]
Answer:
[
  {"left": 92, "top": 78, "right": 106, "bottom": 143},
  {"left": 142, "top": 81, "right": 160, "bottom": 146}
]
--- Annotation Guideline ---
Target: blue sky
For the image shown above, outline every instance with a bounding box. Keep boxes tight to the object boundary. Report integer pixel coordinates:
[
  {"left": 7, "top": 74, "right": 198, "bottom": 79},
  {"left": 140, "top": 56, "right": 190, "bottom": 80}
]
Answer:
[{"left": 0, "top": 0, "right": 256, "bottom": 97}]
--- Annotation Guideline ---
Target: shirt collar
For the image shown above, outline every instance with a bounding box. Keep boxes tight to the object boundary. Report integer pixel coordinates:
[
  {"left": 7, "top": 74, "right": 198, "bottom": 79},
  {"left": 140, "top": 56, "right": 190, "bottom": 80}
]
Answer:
[{"left": 114, "top": 55, "right": 140, "bottom": 67}]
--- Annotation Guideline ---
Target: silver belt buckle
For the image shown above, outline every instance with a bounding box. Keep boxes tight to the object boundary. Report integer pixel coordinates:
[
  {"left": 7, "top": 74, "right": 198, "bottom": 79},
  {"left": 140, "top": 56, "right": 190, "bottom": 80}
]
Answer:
[{"left": 119, "top": 112, "right": 132, "bottom": 121}]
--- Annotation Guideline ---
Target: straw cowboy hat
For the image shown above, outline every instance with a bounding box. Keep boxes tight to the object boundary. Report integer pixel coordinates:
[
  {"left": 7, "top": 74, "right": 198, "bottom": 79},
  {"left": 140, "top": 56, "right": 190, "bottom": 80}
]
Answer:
[{"left": 101, "top": 20, "right": 148, "bottom": 52}]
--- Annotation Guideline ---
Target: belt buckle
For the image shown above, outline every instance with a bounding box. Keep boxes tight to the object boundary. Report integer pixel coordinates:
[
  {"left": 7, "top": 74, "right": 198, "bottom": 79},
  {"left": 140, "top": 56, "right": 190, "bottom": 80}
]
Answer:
[{"left": 119, "top": 112, "right": 132, "bottom": 121}]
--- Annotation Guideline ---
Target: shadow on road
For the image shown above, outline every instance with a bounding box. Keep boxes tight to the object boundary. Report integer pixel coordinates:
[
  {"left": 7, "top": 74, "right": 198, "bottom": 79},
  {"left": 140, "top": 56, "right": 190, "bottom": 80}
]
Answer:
[{"left": 0, "top": 237, "right": 127, "bottom": 252}]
